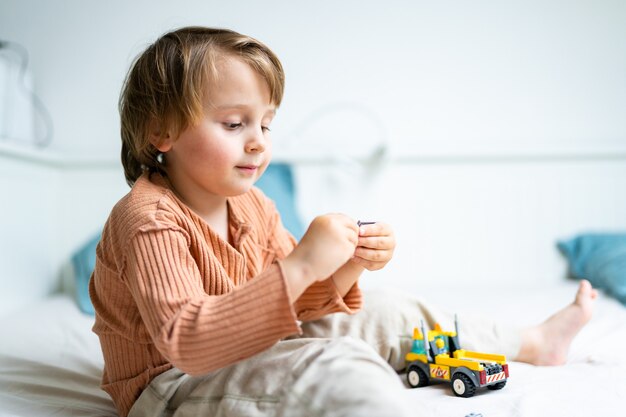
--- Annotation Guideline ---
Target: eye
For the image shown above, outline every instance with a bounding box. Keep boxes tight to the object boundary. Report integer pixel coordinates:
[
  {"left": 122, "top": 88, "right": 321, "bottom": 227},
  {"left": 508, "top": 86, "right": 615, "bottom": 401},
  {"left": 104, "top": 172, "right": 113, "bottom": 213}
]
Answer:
[
  {"left": 261, "top": 126, "right": 271, "bottom": 133},
  {"left": 224, "top": 122, "right": 242, "bottom": 130}
]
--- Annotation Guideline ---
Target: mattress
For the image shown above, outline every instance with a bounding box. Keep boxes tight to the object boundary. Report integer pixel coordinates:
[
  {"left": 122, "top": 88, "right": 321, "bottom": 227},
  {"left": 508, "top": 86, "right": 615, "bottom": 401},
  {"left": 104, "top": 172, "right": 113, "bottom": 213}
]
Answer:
[{"left": 0, "top": 284, "right": 624, "bottom": 417}]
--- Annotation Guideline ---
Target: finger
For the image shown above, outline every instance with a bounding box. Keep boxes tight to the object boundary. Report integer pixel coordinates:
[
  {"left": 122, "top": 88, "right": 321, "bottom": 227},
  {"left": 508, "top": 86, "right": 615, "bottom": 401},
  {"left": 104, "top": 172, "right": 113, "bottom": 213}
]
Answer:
[
  {"left": 334, "top": 214, "right": 359, "bottom": 233},
  {"left": 346, "top": 230, "right": 359, "bottom": 247},
  {"left": 358, "top": 221, "right": 392, "bottom": 237},
  {"left": 343, "top": 224, "right": 360, "bottom": 246},
  {"left": 354, "top": 247, "right": 392, "bottom": 263},
  {"left": 351, "top": 256, "right": 386, "bottom": 271},
  {"left": 348, "top": 221, "right": 360, "bottom": 235},
  {"left": 357, "top": 235, "right": 393, "bottom": 250}
]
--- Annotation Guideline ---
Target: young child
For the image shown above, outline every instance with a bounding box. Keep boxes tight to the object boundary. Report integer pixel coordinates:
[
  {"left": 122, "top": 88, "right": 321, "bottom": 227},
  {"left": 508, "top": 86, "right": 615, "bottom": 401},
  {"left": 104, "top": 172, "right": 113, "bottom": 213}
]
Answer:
[{"left": 90, "top": 26, "right": 598, "bottom": 417}]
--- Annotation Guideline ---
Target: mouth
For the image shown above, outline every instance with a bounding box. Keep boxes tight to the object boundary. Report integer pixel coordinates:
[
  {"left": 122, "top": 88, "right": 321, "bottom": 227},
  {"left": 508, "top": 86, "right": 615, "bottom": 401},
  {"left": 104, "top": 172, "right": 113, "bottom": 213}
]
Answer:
[{"left": 236, "top": 165, "right": 259, "bottom": 174}]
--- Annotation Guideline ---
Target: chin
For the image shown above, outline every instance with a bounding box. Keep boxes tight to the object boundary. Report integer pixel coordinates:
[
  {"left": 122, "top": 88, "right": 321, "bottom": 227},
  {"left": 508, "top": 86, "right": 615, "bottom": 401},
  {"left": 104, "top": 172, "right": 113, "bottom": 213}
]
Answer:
[{"left": 224, "top": 184, "right": 254, "bottom": 197}]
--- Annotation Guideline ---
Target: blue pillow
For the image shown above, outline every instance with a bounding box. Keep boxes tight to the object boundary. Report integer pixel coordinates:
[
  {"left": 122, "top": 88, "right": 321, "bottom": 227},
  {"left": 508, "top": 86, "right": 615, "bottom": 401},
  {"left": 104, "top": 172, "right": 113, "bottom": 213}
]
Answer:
[
  {"left": 255, "top": 162, "right": 304, "bottom": 240},
  {"left": 71, "top": 233, "right": 100, "bottom": 315},
  {"left": 71, "top": 163, "right": 303, "bottom": 315},
  {"left": 557, "top": 233, "right": 626, "bottom": 305}
]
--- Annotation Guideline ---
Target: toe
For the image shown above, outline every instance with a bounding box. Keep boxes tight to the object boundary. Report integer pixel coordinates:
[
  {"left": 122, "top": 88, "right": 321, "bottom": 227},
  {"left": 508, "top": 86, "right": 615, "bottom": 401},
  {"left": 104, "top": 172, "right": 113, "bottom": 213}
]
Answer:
[{"left": 579, "top": 279, "right": 592, "bottom": 293}]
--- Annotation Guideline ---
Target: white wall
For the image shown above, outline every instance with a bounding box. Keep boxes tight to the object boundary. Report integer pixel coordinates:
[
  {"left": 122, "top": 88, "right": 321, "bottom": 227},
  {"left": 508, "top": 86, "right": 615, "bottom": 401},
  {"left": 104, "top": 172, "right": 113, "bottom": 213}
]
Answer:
[
  {"left": 0, "top": 145, "right": 128, "bottom": 315},
  {"left": 294, "top": 157, "right": 626, "bottom": 294},
  {"left": 0, "top": 152, "right": 58, "bottom": 314},
  {"left": 0, "top": 0, "right": 624, "bottom": 158}
]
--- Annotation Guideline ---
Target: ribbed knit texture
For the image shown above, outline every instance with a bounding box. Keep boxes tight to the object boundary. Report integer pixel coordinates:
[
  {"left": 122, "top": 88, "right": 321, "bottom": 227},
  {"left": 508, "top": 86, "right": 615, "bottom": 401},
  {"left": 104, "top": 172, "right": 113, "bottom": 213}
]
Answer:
[{"left": 89, "top": 172, "right": 362, "bottom": 417}]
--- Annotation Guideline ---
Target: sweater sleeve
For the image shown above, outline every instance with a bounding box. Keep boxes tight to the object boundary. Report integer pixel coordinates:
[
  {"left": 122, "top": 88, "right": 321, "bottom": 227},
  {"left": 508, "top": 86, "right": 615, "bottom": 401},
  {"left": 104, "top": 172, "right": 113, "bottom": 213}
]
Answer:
[
  {"left": 263, "top": 197, "right": 363, "bottom": 321},
  {"left": 123, "top": 227, "right": 301, "bottom": 376}
]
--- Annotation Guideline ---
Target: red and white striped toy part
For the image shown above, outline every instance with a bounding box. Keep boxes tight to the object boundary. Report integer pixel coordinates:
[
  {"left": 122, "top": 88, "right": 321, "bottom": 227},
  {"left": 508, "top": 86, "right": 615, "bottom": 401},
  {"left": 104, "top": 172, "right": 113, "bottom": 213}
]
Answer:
[{"left": 486, "top": 372, "right": 506, "bottom": 384}]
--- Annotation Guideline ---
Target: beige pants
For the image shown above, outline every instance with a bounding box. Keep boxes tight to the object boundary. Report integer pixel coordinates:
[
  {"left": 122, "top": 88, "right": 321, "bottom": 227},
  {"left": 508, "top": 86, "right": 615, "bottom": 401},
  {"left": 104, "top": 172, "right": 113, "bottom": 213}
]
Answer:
[{"left": 128, "top": 289, "right": 521, "bottom": 417}]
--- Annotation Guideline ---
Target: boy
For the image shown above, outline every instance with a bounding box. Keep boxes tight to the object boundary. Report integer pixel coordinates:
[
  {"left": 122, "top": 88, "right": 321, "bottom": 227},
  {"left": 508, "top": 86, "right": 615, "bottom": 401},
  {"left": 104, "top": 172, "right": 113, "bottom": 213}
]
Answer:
[{"left": 90, "top": 26, "right": 596, "bottom": 417}]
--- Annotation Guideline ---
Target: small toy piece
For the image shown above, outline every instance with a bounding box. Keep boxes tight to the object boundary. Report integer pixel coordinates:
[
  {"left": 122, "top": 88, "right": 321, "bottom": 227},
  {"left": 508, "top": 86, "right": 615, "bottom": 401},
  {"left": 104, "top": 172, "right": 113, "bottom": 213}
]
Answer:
[
  {"left": 405, "top": 316, "right": 509, "bottom": 397},
  {"left": 357, "top": 220, "right": 376, "bottom": 227}
]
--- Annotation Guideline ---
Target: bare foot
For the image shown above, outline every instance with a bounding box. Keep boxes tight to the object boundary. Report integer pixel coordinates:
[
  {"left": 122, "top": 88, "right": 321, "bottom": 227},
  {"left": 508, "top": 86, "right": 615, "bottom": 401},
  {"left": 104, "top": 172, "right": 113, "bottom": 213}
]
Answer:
[{"left": 515, "top": 280, "right": 598, "bottom": 365}]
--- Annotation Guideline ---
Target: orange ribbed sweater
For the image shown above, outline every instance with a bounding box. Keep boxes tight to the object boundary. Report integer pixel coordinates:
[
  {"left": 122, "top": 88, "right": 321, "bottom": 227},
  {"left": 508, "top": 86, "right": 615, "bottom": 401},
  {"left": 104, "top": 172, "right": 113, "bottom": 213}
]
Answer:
[{"left": 89, "top": 172, "right": 362, "bottom": 417}]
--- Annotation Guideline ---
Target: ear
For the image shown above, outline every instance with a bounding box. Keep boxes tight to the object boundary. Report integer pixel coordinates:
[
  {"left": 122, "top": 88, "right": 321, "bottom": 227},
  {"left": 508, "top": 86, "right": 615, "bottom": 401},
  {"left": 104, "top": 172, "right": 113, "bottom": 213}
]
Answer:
[
  {"left": 150, "top": 134, "right": 173, "bottom": 153},
  {"left": 148, "top": 118, "right": 174, "bottom": 152}
]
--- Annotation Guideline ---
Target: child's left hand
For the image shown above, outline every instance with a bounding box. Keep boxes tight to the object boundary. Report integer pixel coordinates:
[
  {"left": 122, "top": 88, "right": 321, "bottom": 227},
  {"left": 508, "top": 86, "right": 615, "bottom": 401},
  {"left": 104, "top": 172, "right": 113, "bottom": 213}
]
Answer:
[{"left": 351, "top": 222, "right": 395, "bottom": 271}]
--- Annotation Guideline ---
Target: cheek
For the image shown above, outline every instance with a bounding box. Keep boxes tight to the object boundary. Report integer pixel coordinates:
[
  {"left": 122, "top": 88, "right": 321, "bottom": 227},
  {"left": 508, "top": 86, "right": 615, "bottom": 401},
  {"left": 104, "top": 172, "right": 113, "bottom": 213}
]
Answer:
[
  {"left": 258, "top": 144, "right": 272, "bottom": 172},
  {"left": 184, "top": 133, "right": 232, "bottom": 167},
  {"left": 194, "top": 141, "right": 228, "bottom": 162},
  {"left": 264, "top": 140, "right": 272, "bottom": 160}
]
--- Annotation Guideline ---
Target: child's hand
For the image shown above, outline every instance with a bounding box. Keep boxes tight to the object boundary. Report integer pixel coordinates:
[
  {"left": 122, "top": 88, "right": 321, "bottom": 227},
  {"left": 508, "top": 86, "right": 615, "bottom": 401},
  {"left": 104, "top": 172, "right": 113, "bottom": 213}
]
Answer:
[
  {"left": 287, "top": 214, "right": 359, "bottom": 282},
  {"left": 351, "top": 222, "right": 395, "bottom": 271}
]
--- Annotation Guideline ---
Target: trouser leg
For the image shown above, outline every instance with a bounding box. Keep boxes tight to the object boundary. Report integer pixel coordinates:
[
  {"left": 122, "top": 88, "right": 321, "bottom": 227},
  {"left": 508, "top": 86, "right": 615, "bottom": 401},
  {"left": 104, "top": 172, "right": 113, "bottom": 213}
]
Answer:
[
  {"left": 129, "top": 337, "right": 413, "bottom": 417},
  {"left": 276, "top": 337, "right": 413, "bottom": 417},
  {"left": 298, "top": 288, "right": 522, "bottom": 370}
]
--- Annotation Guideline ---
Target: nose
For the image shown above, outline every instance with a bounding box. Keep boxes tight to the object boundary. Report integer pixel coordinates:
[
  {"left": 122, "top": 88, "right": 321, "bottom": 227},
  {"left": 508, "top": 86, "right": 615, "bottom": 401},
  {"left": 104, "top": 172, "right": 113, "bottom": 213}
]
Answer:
[{"left": 244, "top": 126, "right": 267, "bottom": 153}]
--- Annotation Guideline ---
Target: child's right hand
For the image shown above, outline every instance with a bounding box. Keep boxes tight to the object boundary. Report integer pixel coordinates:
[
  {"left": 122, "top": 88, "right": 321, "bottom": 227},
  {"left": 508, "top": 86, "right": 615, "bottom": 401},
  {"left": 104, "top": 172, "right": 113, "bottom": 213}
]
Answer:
[
  {"left": 297, "top": 214, "right": 360, "bottom": 280},
  {"left": 282, "top": 214, "right": 359, "bottom": 298}
]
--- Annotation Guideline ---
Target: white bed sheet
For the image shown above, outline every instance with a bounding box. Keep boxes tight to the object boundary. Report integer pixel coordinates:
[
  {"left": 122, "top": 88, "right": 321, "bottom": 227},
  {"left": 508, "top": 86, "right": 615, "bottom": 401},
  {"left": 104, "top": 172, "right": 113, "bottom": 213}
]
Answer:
[
  {"left": 0, "top": 284, "right": 624, "bottom": 417},
  {"left": 0, "top": 295, "right": 116, "bottom": 417}
]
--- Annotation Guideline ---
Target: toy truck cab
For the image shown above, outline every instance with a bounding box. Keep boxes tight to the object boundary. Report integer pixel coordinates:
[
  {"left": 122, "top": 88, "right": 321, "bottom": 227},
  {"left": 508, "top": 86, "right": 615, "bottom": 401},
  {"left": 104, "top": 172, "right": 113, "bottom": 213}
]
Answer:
[{"left": 405, "top": 318, "right": 509, "bottom": 397}]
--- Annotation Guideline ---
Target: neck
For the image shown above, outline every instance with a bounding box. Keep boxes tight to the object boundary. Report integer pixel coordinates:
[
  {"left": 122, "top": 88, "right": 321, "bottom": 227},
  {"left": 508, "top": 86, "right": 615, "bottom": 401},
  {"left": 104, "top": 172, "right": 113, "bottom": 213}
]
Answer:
[
  {"left": 201, "top": 205, "right": 231, "bottom": 243},
  {"left": 164, "top": 174, "right": 230, "bottom": 236}
]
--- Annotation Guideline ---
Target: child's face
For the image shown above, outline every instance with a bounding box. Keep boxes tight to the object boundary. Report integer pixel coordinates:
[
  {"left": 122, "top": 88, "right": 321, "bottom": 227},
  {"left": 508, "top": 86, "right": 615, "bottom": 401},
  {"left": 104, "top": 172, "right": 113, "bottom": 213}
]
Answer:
[{"left": 159, "top": 57, "right": 275, "bottom": 201}]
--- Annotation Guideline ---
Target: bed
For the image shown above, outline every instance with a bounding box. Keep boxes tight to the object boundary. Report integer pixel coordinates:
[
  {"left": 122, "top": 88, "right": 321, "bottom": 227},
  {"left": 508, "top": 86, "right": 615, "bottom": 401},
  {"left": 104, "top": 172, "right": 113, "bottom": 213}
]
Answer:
[
  {"left": 2, "top": 143, "right": 626, "bottom": 417},
  {"left": 1, "top": 282, "right": 625, "bottom": 417}
]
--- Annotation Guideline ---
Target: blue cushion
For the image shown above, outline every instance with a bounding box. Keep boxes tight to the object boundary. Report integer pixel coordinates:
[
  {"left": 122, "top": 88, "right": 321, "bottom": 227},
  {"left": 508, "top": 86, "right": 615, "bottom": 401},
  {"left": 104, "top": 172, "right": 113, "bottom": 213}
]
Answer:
[
  {"left": 557, "top": 233, "right": 626, "bottom": 305},
  {"left": 255, "top": 162, "right": 304, "bottom": 240},
  {"left": 71, "top": 233, "right": 100, "bottom": 315},
  {"left": 71, "top": 163, "right": 303, "bottom": 315}
]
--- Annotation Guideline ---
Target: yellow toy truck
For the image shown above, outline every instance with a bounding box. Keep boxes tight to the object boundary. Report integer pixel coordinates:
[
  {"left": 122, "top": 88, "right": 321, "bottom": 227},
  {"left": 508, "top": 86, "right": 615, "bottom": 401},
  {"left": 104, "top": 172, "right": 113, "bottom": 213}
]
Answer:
[{"left": 405, "top": 317, "right": 509, "bottom": 397}]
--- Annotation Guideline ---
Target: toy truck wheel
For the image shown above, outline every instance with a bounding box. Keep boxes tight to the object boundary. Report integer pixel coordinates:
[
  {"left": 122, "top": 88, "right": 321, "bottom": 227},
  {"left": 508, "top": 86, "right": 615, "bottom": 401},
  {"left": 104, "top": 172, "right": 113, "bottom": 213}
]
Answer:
[
  {"left": 407, "top": 365, "right": 429, "bottom": 388},
  {"left": 451, "top": 374, "right": 476, "bottom": 398},
  {"left": 487, "top": 381, "right": 506, "bottom": 390}
]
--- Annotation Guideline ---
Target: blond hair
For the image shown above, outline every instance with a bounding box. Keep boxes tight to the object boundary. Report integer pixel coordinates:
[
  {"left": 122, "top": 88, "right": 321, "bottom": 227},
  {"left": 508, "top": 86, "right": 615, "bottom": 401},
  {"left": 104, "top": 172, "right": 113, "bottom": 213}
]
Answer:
[{"left": 119, "top": 26, "right": 285, "bottom": 186}]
